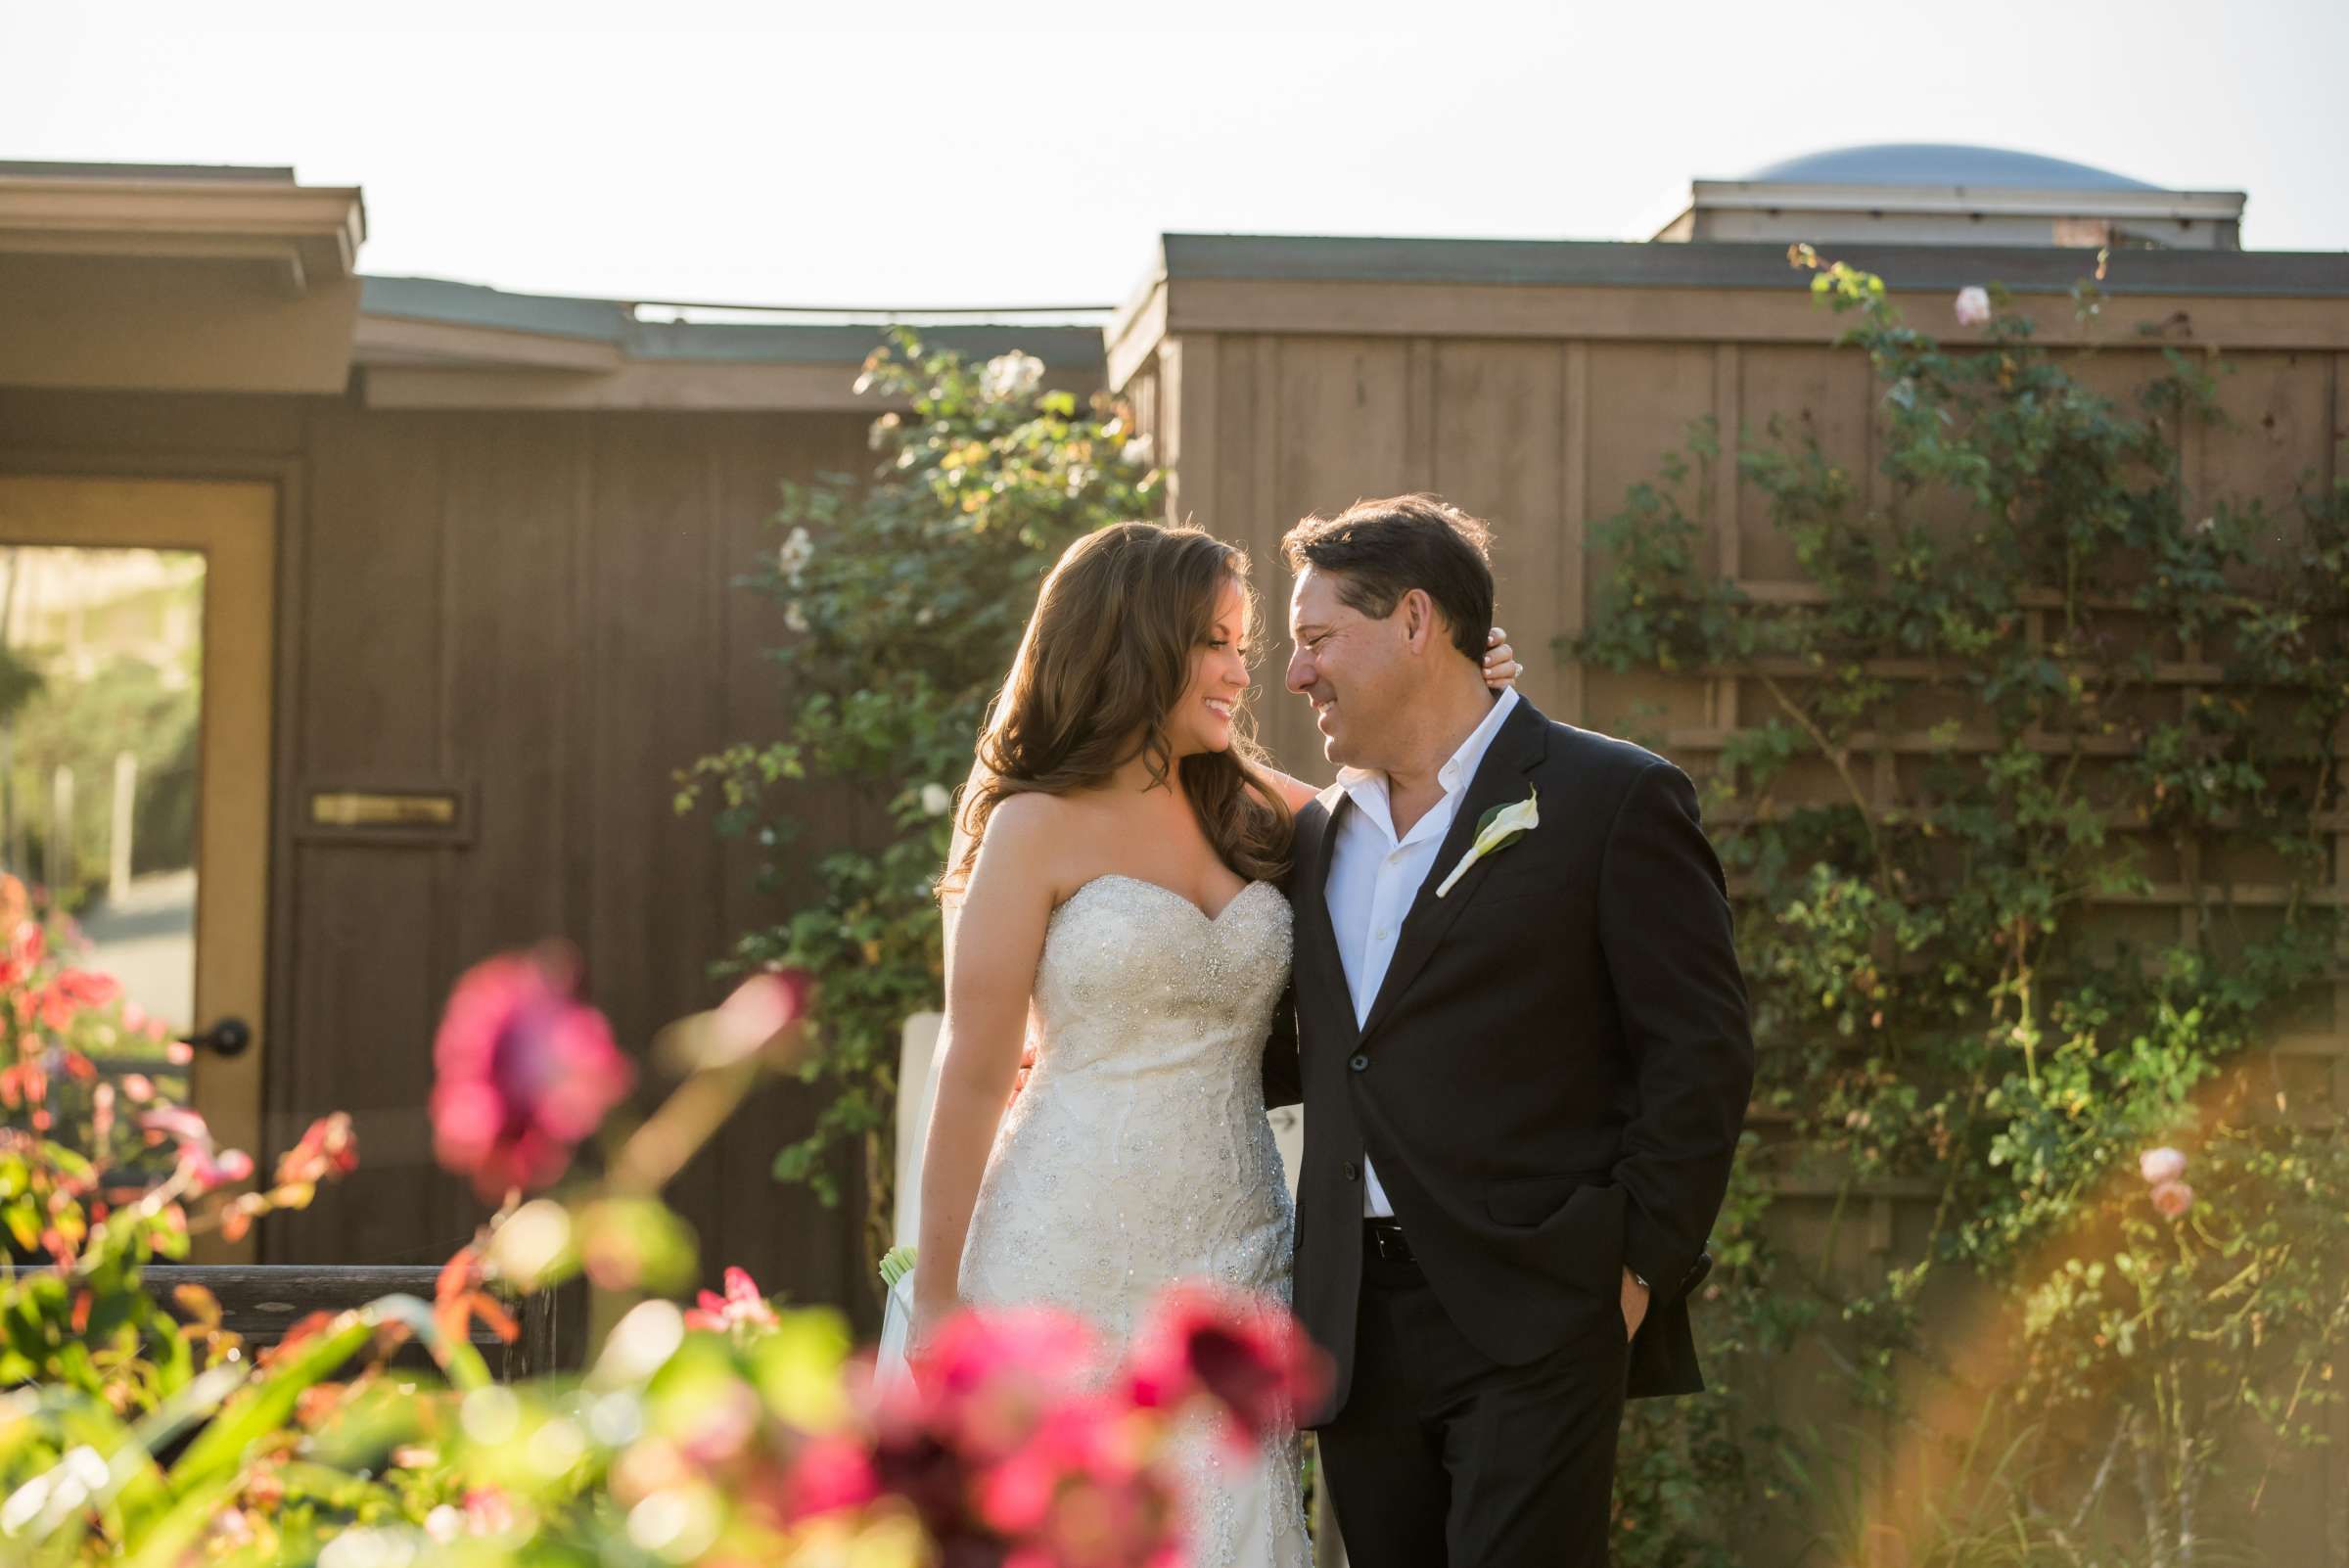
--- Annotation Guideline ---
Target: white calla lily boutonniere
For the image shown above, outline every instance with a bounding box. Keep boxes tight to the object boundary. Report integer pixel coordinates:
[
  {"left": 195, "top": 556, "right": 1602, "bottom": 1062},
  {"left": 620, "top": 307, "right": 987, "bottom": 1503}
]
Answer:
[{"left": 1435, "top": 788, "right": 1540, "bottom": 898}]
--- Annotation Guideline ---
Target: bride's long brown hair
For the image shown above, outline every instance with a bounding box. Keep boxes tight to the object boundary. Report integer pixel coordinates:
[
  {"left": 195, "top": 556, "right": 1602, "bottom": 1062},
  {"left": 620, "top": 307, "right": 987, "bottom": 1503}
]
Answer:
[{"left": 944, "top": 522, "right": 1293, "bottom": 898}]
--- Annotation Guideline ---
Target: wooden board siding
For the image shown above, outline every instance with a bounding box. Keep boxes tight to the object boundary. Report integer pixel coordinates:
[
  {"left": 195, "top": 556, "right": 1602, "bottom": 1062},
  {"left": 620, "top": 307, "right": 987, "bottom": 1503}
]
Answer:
[
  {"left": 0, "top": 389, "right": 882, "bottom": 1332},
  {"left": 1124, "top": 293, "right": 2349, "bottom": 1563}
]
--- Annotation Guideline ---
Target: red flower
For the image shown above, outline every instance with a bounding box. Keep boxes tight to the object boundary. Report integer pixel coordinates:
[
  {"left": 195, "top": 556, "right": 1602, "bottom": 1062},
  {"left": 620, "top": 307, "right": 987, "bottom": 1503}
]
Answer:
[
  {"left": 428, "top": 946, "right": 631, "bottom": 1201},
  {"left": 685, "top": 1266, "right": 781, "bottom": 1335},
  {"left": 35, "top": 969, "right": 118, "bottom": 1031},
  {"left": 277, "top": 1112, "right": 360, "bottom": 1186},
  {"left": 1125, "top": 1284, "right": 1329, "bottom": 1450},
  {"left": 435, "top": 1243, "right": 518, "bottom": 1352},
  {"left": 0, "top": 1063, "right": 30, "bottom": 1109}
]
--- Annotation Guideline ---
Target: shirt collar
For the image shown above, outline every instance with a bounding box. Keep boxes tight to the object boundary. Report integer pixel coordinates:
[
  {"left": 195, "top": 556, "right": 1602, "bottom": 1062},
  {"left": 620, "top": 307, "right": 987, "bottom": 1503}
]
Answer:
[{"left": 1337, "top": 686, "right": 1521, "bottom": 805}]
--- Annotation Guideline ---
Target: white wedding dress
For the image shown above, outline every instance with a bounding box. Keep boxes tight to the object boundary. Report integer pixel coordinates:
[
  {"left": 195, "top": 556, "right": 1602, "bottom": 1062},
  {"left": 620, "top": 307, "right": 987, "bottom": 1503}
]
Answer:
[{"left": 958, "top": 872, "right": 1308, "bottom": 1568}]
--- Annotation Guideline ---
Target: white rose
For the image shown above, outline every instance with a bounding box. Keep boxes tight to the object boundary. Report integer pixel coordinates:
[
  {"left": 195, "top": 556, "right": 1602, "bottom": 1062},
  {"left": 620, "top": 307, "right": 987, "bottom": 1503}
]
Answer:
[
  {"left": 777, "top": 526, "right": 813, "bottom": 585},
  {"left": 980, "top": 351, "right": 1045, "bottom": 402},
  {"left": 1954, "top": 287, "right": 1993, "bottom": 327},
  {"left": 921, "top": 783, "right": 953, "bottom": 817}
]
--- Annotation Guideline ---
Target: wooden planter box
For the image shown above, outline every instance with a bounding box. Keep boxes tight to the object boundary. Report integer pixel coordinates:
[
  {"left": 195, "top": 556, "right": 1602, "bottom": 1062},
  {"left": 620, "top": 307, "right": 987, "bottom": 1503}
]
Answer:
[{"left": 141, "top": 1266, "right": 559, "bottom": 1383}]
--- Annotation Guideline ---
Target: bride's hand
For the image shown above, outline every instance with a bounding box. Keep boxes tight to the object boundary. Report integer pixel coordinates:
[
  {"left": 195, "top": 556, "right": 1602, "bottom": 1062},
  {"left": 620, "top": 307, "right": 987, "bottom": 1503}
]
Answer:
[
  {"left": 1006, "top": 1037, "right": 1037, "bottom": 1108},
  {"left": 1484, "top": 626, "right": 1524, "bottom": 690},
  {"left": 907, "top": 1293, "right": 961, "bottom": 1377}
]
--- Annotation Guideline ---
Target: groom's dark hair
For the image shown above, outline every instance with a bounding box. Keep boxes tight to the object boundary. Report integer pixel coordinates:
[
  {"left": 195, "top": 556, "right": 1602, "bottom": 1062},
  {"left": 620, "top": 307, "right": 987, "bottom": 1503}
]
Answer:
[{"left": 1281, "top": 493, "right": 1495, "bottom": 663}]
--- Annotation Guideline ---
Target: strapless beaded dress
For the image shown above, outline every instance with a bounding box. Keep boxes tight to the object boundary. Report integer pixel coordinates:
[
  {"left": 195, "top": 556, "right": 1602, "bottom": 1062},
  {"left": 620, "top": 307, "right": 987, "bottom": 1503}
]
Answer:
[{"left": 958, "top": 873, "right": 1307, "bottom": 1568}]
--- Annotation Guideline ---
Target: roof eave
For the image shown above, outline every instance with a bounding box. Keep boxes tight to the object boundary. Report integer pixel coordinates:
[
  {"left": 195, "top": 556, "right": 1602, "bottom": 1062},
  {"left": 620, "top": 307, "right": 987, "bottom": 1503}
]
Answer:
[
  {"left": 1687, "top": 180, "right": 2248, "bottom": 221},
  {"left": 0, "top": 173, "right": 366, "bottom": 295}
]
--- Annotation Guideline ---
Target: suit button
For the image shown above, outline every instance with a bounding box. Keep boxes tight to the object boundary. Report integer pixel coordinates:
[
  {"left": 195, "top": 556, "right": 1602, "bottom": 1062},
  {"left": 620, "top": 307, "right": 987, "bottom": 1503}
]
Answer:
[
  {"left": 1342, "top": 1161, "right": 1359, "bottom": 1181},
  {"left": 1348, "top": 1053, "right": 1369, "bottom": 1073}
]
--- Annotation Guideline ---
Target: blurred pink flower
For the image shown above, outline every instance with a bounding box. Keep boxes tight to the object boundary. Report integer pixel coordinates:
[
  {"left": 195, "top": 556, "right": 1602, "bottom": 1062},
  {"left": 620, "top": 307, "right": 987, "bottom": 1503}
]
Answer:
[
  {"left": 138, "top": 1104, "right": 209, "bottom": 1145},
  {"left": 782, "top": 1431, "right": 879, "bottom": 1522},
  {"left": 2139, "top": 1146, "right": 2187, "bottom": 1184},
  {"left": 2151, "top": 1179, "right": 2194, "bottom": 1219},
  {"left": 686, "top": 1266, "right": 782, "bottom": 1336},
  {"left": 905, "top": 1306, "right": 1104, "bottom": 1464},
  {"left": 130, "top": 1099, "right": 252, "bottom": 1194},
  {"left": 711, "top": 970, "right": 813, "bottom": 1063},
  {"left": 678, "top": 1381, "right": 763, "bottom": 1466},
  {"left": 1955, "top": 286, "right": 1993, "bottom": 326},
  {"left": 175, "top": 1144, "right": 255, "bottom": 1195},
  {"left": 975, "top": 1396, "right": 1149, "bottom": 1536},
  {"left": 463, "top": 1487, "right": 516, "bottom": 1536},
  {"left": 1125, "top": 1284, "right": 1329, "bottom": 1450},
  {"left": 429, "top": 946, "right": 631, "bottom": 1201}
]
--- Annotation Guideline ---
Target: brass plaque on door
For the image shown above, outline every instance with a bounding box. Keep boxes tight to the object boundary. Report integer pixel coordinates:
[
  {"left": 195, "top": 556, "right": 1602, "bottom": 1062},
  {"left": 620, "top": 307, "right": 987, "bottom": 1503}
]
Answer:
[{"left": 308, "top": 790, "right": 457, "bottom": 827}]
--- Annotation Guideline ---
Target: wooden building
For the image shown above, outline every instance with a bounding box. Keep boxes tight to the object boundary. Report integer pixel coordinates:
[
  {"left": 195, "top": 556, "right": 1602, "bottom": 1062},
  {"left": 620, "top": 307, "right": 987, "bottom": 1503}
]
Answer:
[
  {"left": 0, "top": 161, "right": 1101, "bottom": 1314},
  {"left": 4, "top": 143, "right": 2346, "bottom": 1558},
  {"left": 1105, "top": 228, "right": 2349, "bottom": 1561}
]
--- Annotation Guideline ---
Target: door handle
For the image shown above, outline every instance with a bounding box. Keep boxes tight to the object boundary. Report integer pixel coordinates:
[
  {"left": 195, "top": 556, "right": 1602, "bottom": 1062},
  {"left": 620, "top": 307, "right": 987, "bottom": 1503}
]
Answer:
[{"left": 181, "top": 1017, "right": 253, "bottom": 1058}]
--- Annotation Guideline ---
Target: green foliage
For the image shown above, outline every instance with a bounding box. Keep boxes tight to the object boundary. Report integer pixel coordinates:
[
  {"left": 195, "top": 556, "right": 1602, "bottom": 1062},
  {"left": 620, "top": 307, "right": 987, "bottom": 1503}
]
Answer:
[
  {"left": 4, "top": 561, "right": 204, "bottom": 908},
  {"left": 677, "top": 331, "right": 1158, "bottom": 1260},
  {"left": 1577, "top": 255, "right": 2348, "bottom": 1565},
  {"left": 0, "top": 948, "right": 1280, "bottom": 1567}
]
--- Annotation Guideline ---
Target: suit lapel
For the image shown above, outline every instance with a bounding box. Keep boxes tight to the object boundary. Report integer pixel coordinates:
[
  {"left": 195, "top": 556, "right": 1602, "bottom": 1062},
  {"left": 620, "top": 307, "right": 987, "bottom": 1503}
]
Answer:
[
  {"left": 1358, "top": 699, "right": 1549, "bottom": 1044},
  {"left": 1296, "top": 782, "right": 1359, "bottom": 1046}
]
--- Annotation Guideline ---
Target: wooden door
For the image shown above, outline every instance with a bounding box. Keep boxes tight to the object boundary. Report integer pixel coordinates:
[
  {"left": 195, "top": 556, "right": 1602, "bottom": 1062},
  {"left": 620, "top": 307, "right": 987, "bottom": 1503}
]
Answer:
[{"left": 0, "top": 475, "right": 276, "bottom": 1263}]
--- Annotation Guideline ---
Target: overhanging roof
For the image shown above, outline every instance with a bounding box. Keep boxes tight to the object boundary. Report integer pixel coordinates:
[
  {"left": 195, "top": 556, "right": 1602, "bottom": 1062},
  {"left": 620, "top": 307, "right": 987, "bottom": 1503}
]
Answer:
[
  {"left": 0, "top": 161, "right": 365, "bottom": 393},
  {"left": 1108, "top": 234, "right": 2349, "bottom": 388},
  {"left": 354, "top": 276, "right": 1109, "bottom": 409},
  {"left": 1142, "top": 234, "right": 2348, "bottom": 295},
  {"left": 0, "top": 160, "right": 363, "bottom": 295}
]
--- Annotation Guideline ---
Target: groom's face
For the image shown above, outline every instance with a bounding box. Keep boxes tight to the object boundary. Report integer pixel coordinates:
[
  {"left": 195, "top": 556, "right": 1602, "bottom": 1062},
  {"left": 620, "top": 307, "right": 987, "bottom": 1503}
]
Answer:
[{"left": 1286, "top": 566, "right": 1410, "bottom": 769}]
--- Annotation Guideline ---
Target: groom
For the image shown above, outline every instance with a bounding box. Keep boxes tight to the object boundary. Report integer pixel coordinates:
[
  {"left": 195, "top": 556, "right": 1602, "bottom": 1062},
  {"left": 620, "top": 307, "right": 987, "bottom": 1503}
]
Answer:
[{"left": 1264, "top": 494, "right": 1754, "bottom": 1567}]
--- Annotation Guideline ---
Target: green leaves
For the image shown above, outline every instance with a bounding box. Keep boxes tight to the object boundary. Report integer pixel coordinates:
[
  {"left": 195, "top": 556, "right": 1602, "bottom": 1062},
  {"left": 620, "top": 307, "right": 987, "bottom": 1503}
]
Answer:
[{"left": 1590, "top": 258, "right": 2347, "bottom": 1567}]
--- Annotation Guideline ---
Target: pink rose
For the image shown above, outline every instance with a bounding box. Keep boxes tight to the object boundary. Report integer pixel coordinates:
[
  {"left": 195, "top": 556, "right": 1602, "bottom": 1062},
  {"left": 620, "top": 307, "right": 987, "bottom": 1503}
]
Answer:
[
  {"left": 2139, "top": 1146, "right": 2188, "bottom": 1185},
  {"left": 684, "top": 1266, "right": 782, "bottom": 1336},
  {"left": 429, "top": 945, "right": 631, "bottom": 1202},
  {"left": 2150, "top": 1180, "right": 2194, "bottom": 1219},
  {"left": 1955, "top": 286, "right": 1992, "bottom": 327},
  {"left": 1124, "top": 1283, "right": 1330, "bottom": 1451}
]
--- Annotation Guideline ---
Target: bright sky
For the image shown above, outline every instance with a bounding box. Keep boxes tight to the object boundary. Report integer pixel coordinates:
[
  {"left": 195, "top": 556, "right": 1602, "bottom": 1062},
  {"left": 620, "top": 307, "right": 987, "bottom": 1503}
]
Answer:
[{"left": 6, "top": 0, "right": 2344, "bottom": 310}]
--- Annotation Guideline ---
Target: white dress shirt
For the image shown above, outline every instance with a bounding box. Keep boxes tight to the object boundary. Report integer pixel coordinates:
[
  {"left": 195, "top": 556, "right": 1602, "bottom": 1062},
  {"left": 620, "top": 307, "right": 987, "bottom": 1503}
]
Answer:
[{"left": 1325, "top": 687, "right": 1521, "bottom": 1218}]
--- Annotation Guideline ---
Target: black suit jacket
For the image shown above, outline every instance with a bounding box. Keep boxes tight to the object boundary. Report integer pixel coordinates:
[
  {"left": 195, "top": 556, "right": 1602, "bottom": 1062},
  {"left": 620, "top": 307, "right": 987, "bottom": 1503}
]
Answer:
[{"left": 1264, "top": 697, "right": 1754, "bottom": 1416}]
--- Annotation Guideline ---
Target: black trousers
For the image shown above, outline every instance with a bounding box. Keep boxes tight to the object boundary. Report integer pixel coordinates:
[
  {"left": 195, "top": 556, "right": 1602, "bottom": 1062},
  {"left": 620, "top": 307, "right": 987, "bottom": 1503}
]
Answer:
[{"left": 1318, "top": 1229, "right": 1631, "bottom": 1568}]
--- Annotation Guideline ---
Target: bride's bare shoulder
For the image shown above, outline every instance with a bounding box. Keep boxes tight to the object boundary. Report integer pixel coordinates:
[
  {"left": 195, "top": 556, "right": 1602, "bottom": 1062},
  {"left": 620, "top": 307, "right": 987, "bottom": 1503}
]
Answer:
[
  {"left": 984, "top": 789, "right": 1073, "bottom": 838},
  {"left": 971, "top": 790, "right": 1101, "bottom": 877}
]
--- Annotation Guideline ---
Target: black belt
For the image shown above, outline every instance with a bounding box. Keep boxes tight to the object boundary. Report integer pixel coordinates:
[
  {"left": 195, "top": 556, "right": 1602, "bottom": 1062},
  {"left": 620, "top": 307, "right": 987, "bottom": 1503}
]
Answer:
[{"left": 1364, "top": 1217, "right": 1414, "bottom": 1264}]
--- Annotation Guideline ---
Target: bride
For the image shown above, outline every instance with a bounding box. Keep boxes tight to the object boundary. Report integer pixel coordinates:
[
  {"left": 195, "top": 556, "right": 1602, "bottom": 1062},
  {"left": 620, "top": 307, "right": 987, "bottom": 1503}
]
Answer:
[{"left": 910, "top": 521, "right": 1519, "bottom": 1567}]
